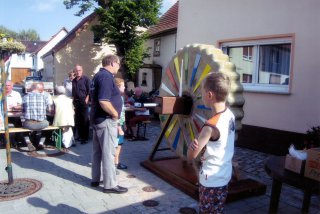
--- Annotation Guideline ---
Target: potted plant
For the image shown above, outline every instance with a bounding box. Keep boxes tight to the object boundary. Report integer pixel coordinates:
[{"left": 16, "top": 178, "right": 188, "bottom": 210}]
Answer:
[{"left": 304, "top": 126, "right": 320, "bottom": 149}]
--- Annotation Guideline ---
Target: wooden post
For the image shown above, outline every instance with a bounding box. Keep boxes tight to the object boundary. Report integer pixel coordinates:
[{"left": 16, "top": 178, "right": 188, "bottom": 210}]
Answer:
[{"left": 0, "top": 57, "right": 13, "bottom": 184}]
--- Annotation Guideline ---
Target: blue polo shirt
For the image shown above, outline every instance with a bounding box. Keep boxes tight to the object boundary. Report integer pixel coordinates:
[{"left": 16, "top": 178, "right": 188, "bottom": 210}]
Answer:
[{"left": 90, "top": 68, "right": 122, "bottom": 125}]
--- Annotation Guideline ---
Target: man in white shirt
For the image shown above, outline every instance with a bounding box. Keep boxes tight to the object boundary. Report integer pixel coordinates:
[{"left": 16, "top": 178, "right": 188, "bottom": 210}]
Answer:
[
  {"left": 5, "top": 80, "right": 23, "bottom": 146},
  {"left": 5, "top": 80, "right": 22, "bottom": 111}
]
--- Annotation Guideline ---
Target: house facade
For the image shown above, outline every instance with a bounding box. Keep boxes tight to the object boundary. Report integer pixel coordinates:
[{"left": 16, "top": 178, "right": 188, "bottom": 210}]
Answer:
[
  {"left": 33, "top": 28, "right": 68, "bottom": 74},
  {"left": 142, "top": 2, "right": 178, "bottom": 93},
  {"left": 42, "top": 13, "right": 116, "bottom": 85},
  {"left": 7, "top": 28, "right": 68, "bottom": 85},
  {"left": 8, "top": 41, "right": 46, "bottom": 84},
  {"left": 176, "top": 0, "right": 320, "bottom": 153}
]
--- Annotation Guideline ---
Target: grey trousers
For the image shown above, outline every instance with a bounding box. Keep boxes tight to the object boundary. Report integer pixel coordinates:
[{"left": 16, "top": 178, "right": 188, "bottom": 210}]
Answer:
[
  {"left": 91, "top": 118, "right": 118, "bottom": 189},
  {"left": 23, "top": 120, "right": 49, "bottom": 130}
]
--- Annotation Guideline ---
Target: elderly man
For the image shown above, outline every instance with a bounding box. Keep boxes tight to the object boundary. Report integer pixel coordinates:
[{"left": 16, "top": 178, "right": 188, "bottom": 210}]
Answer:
[
  {"left": 72, "top": 65, "right": 90, "bottom": 144},
  {"left": 90, "top": 54, "right": 128, "bottom": 194},
  {"left": 5, "top": 80, "right": 22, "bottom": 112},
  {"left": 22, "top": 83, "right": 51, "bottom": 151},
  {"left": 5, "top": 80, "right": 23, "bottom": 145}
]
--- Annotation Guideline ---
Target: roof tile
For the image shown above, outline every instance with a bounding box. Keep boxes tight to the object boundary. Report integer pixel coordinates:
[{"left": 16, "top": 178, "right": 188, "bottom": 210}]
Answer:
[{"left": 147, "top": 1, "right": 178, "bottom": 36}]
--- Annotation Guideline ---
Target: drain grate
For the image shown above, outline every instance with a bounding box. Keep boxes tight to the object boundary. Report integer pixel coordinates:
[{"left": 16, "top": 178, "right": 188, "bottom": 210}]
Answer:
[
  {"left": 0, "top": 178, "right": 42, "bottom": 201},
  {"left": 142, "top": 186, "right": 157, "bottom": 192},
  {"left": 179, "top": 207, "right": 197, "bottom": 214},
  {"left": 142, "top": 200, "right": 159, "bottom": 207},
  {"left": 126, "top": 174, "right": 136, "bottom": 178}
]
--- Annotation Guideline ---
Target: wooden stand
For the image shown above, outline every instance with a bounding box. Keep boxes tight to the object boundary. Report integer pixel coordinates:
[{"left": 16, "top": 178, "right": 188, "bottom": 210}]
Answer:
[{"left": 141, "top": 97, "right": 267, "bottom": 201}]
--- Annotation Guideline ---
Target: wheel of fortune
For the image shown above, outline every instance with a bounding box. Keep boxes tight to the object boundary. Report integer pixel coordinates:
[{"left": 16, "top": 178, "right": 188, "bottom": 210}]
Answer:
[{"left": 158, "top": 44, "right": 245, "bottom": 160}]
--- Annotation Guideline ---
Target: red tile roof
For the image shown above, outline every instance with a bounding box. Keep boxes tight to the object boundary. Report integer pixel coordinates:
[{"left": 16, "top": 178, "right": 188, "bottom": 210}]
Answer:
[
  {"left": 21, "top": 41, "right": 47, "bottom": 53},
  {"left": 147, "top": 1, "right": 178, "bottom": 37}
]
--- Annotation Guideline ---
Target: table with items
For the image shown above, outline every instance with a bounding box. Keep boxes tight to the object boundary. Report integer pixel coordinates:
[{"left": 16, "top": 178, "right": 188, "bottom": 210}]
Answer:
[{"left": 264, "top": 155, "right": 320, "bottom": 213}]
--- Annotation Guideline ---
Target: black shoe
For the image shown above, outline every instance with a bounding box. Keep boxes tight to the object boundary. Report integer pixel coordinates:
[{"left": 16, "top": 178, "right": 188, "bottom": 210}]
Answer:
[
  {"left": 128, "top": 136, "right": 138, "bottom": 141},
  {"left": 117, "top": 163, "right": 128, "bottom": 170},
  {"left": 37, "top": 144, "right": 44, "bottom": 150},
  {"left": 91, "top": 182, "right": 100, "bottom": 187},
  {"left": 80, "top": 140, "right": 88, "bottom": 144},
  {"left": 103, "top": 185, "right": 128, "bottom": 194}
]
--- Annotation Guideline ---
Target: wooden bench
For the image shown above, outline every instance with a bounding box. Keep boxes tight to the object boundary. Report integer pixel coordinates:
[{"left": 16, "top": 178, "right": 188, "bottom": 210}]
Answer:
[
  {"left": 137, "top": 120, "right": 152, "bottom": 140},
  {"left": 0, "top": 126, "right": 62, "bottom": 149}
]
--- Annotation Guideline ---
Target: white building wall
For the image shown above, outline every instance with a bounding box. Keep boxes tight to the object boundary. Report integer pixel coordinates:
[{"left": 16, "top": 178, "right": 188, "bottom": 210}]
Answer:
[
  {"left": 177, "top": 0, "right": 320, "bottom": 133},
  {"left": 145, "top": 34, "right": 176, "bottom": 70},
  {"left": 9, "top": 53, "right": 33, "bottom": 68},
  {"left": 7, "top": 53, "right": 33, "bottom": 79},
  {"left": 35, "top": 30, "right": 68, "bottom": 71}
]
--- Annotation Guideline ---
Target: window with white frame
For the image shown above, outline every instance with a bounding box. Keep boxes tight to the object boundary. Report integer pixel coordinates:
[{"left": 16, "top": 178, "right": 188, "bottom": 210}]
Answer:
[{"left": 221, "top": 37, "right": 292, "bottom": 93}]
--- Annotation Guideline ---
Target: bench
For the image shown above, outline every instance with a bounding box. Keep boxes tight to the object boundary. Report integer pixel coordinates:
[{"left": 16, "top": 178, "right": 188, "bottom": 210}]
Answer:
[
  {"left": 136, "top": 120, "right": 151, "bottom": 140},
  {"left": 0, "top": 126, "right": 62, "bottom": 149}
]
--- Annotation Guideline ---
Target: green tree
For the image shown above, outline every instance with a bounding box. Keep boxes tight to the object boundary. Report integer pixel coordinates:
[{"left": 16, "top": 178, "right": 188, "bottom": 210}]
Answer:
[
  {"left": 64, "top": 0, "right": 161, "bottom": 80},
  {"left": 0, "top": 26, "right": 40, "bottom": 41},
  {"left": 0, "top": 26, "right": 18, "bottom": 39},
  {"left": 16, "top": 29, "right": 40, "bottom": 41}
]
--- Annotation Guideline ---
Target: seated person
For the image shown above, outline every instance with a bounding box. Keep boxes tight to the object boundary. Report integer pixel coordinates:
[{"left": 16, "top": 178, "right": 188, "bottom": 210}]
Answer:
[
  {"left": 127, "top": 87, "right": 150, "bottom": 140},
  {"left": 5, "top": 80, "right": 22, "bottom": 125},
  {"left": 52, "top": 86, "right": 75, "bottom": 148},
  {"left": 22, "top": 83, "right": 51, "bottom": 151},
  {"left": 5, "top": 80, "right": 23, "bottom": 146}
]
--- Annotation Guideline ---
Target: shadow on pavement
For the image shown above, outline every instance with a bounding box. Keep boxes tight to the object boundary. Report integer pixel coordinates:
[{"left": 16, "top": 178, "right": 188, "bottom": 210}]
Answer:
[
  {"left": 11, "top": 152, "right": 92, "bottom": 187},
  {"left": 27, "top": 197, "right": 83, "bottom": 214}
]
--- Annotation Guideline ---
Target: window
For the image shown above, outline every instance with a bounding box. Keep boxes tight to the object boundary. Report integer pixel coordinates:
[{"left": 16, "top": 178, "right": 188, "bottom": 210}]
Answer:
[
  {"left": 93, "top": 34, "right": 102, "bottom": 45},
  {"left": 141, "top": 72, "right": 147, "bottom": 86},
  {"left": 243, "top": 46, "right": 253, "bottom": 61},
  {"left": 221, "top": 36, "right": 292, "bottom": 93},
  {"left": 154, "top": 39, "right": 161, "bottom": 56}
]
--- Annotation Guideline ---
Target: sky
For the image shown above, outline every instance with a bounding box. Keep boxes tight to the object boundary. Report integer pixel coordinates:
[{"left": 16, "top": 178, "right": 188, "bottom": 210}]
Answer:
[{"left": 0, "top": 0, "right": 177, "bottom": 41}]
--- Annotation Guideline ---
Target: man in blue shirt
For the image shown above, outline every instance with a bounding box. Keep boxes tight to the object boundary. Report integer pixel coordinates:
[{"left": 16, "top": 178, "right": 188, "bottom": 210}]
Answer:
[{"left": 90, "top": 54, "right": 128, "bottom": 194}]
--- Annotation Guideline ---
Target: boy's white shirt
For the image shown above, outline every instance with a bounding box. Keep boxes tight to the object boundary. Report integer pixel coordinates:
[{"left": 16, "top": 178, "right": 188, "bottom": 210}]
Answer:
[{"left": 199, "top": 108, "right": 235, "bottom": 187}]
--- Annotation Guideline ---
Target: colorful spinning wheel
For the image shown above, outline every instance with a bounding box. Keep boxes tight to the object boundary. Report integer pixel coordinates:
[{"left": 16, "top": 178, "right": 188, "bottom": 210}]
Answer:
[{"left": 158, "top": 44, "right": 245, "bottom": 160}]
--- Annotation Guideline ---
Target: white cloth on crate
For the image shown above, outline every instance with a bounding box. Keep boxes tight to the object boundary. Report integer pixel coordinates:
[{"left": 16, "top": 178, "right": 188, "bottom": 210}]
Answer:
[{"left": 62, "top": 127, "right": 74, "bottom": 148}]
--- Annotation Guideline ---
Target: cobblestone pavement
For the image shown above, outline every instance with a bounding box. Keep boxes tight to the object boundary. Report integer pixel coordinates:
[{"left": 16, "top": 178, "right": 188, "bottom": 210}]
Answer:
[{"left": 0, "top": 120, "right": 319, "bottom": 214}]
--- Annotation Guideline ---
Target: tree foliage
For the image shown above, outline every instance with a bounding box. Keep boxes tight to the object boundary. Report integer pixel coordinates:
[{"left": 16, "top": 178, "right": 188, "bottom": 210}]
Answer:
[
  {"left": 0, "top": 26, "right": 40, "bottom": 41},
  {"left": 63, "top": 0, "right": 161, "bottom": 80},
  {"left": 16, "top": 29, "right": 40, "bottom": 41}
]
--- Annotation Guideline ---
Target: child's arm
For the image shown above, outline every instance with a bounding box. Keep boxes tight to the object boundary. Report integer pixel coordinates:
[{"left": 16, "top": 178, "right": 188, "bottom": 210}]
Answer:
[
  {"left": 187, "top": 126, "right": 211, "bottom": 160},
  {"left": 187, "top": 125, "right": 220, "bottom": 160},
  {"left": 118, "top": 125, "right": 124, "bottom": 136}
]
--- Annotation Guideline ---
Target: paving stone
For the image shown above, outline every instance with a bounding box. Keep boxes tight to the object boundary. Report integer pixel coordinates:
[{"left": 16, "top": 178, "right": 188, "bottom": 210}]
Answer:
[{"left": 0, "top": 120, "right": 319, "bottom": 213}]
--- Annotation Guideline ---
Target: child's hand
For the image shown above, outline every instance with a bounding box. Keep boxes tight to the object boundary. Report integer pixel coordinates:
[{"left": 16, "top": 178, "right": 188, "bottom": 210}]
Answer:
[
  {"left": 118, "top": 126, "right": 124, "bottom": 135},
  {"left": 189, "top": 139, "right": 199, "bottom": 151},
  {"left": 119, "top": 129, "right": 124, "bottom": 135}
]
